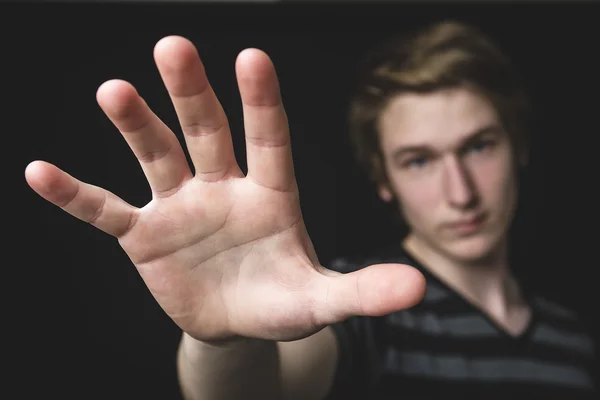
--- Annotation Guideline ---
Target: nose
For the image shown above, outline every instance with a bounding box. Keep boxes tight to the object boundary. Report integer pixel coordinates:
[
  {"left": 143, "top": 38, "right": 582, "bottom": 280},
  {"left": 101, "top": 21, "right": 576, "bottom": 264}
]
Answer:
[{"left": 442, "top": 157, "right": 478, "bottom": 209}]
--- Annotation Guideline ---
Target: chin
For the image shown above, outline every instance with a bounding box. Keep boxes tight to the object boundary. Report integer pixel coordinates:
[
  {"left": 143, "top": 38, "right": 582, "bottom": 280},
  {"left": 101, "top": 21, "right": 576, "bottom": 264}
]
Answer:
[{"left": 441, "top": 234, "right": 502, "bottom": 264}]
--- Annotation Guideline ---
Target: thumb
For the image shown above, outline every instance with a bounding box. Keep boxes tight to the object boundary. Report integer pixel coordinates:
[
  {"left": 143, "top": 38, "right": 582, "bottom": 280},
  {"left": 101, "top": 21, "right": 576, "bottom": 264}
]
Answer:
[{"left": 315, "top": 263, "right": 426, "bottom": 325}]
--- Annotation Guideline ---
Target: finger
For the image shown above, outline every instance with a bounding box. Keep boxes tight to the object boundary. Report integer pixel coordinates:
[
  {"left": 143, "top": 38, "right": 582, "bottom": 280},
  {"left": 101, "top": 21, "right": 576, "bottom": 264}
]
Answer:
[
  {"left": 96, "top": 80, "right": 192, "bottom": 197},
  {"left": 315, "top": 263, "right": 426, "bottom": 325},
  {"left": 236, "top": 49, "right": 295, "bottom": 191},
  {"left": 154, "top": 36, "right": 239, "bottom": 181},
  {"left": 25, "top": 160, "right": 138, "bottom": 238}
]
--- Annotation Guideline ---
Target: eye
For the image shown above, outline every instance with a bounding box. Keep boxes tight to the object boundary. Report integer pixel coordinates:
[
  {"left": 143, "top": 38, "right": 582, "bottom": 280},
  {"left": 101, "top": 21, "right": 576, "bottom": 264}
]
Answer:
[
  {"left": 466, "top": 139, "right": 494, "bottom": 154},
  {"left": 405, "top": 156, "right": 429, "bottom": 169}
]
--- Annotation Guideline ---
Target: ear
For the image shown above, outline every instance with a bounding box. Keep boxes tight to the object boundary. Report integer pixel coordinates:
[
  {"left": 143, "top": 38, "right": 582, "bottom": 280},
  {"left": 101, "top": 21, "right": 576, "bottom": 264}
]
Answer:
[{"left": 378, "top": 185, "right": 394, "bottom": 202}]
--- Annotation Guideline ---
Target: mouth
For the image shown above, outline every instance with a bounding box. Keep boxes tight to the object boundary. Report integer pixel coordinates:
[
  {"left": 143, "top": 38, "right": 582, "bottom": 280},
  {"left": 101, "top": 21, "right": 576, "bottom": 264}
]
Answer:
[{"left": 444, "top": 213, "right": 487, "bottom": 235}]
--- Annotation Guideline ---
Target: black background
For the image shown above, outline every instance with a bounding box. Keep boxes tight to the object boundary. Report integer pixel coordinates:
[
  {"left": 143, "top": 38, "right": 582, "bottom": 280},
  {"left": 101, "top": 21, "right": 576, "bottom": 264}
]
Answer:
[{"left": 5, "top": 1, "right": 599, "bottom": 398}]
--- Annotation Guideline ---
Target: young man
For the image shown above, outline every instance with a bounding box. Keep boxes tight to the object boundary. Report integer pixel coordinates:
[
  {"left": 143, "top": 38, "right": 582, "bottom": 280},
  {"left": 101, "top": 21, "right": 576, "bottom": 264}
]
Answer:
[
  {"left": 25, "top": 21, "right": 595, "bottom": 400},
  {"left": 324, "top": 22, "right": 597, "bottom": 399}
]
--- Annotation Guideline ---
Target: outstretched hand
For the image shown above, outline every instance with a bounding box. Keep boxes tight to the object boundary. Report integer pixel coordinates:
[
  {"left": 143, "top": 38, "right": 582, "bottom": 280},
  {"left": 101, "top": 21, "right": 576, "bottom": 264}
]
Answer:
[{"left": 25, "top": 36, "right": 425, "bottom": 343}]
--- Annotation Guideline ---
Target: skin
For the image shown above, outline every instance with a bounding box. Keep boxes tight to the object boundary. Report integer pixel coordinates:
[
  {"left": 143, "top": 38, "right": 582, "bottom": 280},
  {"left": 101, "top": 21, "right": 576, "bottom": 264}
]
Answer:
[
  {"left": 24, "top": 36, "right": 426, "bottom": 345},
  {"left": 24, "top": 37, "right": 534, "bottom": 399},
  {"left": 377, "top": 88, "right": 531, "bottom": 336},
  {"left": 378, "top": 88, "right": 519, "bottom": 265}
]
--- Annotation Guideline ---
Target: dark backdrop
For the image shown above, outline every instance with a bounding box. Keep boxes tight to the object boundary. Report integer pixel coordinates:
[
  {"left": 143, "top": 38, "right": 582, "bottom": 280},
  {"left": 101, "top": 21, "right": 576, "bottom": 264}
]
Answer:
[{"left": 6, "top": 1, "right": 599, "bottom": 398}]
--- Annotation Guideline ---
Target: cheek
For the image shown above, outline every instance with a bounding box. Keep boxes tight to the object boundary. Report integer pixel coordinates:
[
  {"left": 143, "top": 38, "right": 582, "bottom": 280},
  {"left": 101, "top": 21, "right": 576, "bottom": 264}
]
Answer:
[
  {"left": 390, "top": 174, "right": 441, "bottom": 221},
  {"left": 472, "top": 154, "right": 517, "bottom": 204}
]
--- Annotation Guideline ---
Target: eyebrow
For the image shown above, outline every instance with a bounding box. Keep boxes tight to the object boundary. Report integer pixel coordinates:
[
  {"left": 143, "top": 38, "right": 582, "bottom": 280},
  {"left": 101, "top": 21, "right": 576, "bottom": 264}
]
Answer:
[{"left": 389, "top": 124, "right": 503, "bottom": 161}]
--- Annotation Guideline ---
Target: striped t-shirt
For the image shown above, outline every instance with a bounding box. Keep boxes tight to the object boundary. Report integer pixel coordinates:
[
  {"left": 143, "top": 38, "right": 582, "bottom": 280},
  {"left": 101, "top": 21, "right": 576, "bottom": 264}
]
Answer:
[{"left": 326, "top": 245, "right": 596, "bottom": 399}]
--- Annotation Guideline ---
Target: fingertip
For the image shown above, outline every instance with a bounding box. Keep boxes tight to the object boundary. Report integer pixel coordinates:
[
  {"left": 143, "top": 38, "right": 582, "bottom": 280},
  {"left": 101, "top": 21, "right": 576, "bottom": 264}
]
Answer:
[
  {"left": 235, "top": 48, "right": 274, "bottom": 77},
  {"left": 237, "top": 47, "right": 269, "bottom": 61},
  {"left": 235, "top": 48, "right": 281, "bottom": 108},
  {"left": 25, "top": 159, "right": 42, "bottom": 174},
  {"left": 25, "top": 160, "right": 43, "bottom": 186},
  {"left": 155, "top": 35, "right": 193, "bottom": 51},
  {"left": 24, "top": 160, "right": 58, "bottom": 197},
  {"left": 96, "top": 79, "right": 141, "bottom": 122},
  {"left": 359, "top": 263, "right": 427, "bottom": 316},
  {"left": 154, "top": 35, "right": 198, "bottom": 67},
  {"left": 25, "top": 159, "right": 56, "bottom": 179},
  {"left": 399, "top": 265, "right": 427, "bottom": 308},
  {"left": 96, "top": 79, "right": 136, "bottom": 103}
]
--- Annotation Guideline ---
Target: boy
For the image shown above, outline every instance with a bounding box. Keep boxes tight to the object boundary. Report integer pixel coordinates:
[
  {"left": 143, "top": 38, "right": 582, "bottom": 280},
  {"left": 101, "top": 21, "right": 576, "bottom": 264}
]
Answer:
[{"left": 25, "top": 21, "right": 595, "bottom": 399}]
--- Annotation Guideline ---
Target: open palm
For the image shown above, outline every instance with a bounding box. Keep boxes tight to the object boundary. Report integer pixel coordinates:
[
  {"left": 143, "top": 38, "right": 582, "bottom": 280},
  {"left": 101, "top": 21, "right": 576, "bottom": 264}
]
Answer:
[{"left": 25, "top": 36, "right": 425, "bottom": 343}]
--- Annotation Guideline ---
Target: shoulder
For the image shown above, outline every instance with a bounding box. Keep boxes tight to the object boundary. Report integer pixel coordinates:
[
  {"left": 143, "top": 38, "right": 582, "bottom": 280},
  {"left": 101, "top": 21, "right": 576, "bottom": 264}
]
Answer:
[
  {"left": 531, "top": 294, "right": 594, "bottom": 336},
  {"left": 530, "top": 294, "right": 596, "bottom": 358},
  {"left": 532, "top": 295, "right": 585, "bottom": 321}
]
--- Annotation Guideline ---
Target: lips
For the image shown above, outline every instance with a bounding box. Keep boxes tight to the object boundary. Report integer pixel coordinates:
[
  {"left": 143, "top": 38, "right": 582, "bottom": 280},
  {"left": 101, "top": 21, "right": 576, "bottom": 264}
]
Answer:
[{"left": 444, "top": 213, "right": 487, "bottom": 234}]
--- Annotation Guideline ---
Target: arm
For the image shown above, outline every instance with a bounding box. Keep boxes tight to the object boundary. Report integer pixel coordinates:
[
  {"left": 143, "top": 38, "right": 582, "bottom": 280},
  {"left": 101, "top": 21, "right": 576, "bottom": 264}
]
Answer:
[
  {"left": 25, "top": 35, "right": 425, "bottom": 400},
  {"left": 177, "top": 326, "right": 338, "bottom": 400}
]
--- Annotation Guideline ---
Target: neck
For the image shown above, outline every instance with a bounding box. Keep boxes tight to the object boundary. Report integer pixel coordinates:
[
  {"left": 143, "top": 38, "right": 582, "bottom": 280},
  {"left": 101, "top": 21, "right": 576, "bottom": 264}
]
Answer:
[{"left": 403, "top": 233, "right": 522, "bottom": 315}]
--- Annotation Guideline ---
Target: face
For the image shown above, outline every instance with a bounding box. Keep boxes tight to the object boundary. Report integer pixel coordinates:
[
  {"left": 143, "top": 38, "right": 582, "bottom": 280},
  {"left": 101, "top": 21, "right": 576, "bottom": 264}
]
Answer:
[{"left": 377, "top": 87, "right": 521, "bottom": 263}]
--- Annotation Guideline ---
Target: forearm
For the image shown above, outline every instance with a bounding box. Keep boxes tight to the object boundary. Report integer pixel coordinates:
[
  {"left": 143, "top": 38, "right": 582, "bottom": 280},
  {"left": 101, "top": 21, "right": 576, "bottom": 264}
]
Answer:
[{"left": 177, "top": 332, "right": 283, "bottom": 400}]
